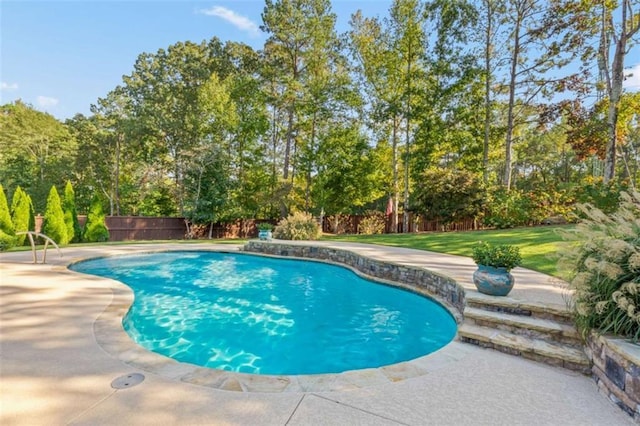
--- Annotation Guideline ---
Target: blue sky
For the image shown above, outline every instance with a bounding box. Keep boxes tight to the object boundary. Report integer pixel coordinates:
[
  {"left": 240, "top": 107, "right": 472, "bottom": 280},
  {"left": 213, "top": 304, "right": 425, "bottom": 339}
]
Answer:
[
  {"left": 1, "top": 1, "right": 638, "bottom": 121},
  {"left": 1, "top": 1, "right": 392, "bottom": 120}
]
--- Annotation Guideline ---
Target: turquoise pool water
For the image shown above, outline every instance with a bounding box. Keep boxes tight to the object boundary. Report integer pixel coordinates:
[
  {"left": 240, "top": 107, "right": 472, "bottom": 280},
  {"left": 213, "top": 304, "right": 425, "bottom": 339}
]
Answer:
[{"left": 71, "top": 251, "right": 457, "bottom": 375}]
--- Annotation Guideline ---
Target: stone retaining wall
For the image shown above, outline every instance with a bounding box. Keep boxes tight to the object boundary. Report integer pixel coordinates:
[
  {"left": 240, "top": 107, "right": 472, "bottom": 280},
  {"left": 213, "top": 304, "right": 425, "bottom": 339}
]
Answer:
[
  {"left": 243, "top": 241, "right": 465, "bottom": 317},
  {"left": 586, "top": 333, "right": 640, "bottom": 422}
]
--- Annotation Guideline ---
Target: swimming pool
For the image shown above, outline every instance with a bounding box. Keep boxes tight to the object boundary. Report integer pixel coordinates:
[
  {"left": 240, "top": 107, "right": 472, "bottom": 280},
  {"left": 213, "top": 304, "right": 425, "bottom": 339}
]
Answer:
[{"left": 71, "top": 251, "right": 457, "bottom": 375}]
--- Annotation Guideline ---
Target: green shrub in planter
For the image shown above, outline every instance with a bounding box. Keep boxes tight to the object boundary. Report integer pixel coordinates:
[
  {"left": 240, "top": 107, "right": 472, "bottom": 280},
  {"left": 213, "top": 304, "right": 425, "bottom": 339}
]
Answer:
[{"left": 472, "top": 241, "right": 522, "bottom": 271}]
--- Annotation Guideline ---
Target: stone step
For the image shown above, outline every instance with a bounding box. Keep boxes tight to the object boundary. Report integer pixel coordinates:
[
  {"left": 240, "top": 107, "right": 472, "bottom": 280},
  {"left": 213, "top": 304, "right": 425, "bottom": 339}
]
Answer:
[
  {"left": 458, "top": 323, "right": 591, "bottom": 374},
  {"left": 463, "top": 307, "right": 582, "bottom": 347},
  {"left": 465, "top": 292, "right": 573, "bottom": 324}
]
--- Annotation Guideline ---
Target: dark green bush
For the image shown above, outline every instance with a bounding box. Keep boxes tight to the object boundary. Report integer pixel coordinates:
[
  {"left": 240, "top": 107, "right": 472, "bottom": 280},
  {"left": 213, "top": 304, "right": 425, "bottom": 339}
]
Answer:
[
  {"left": 42, "top": 186, "right": 69, "bottom": 245},
  {"left": 83, "top": 195, "right": 109, "bottom": 242},
  {"left": 483, "top": 188, "right": 542, "bottom": 228},
  {"left": 412, "top": 168, "right": 486, "bottom": 224},
  {"left": 63, "top": 181, "right": 82, "bottom": 243}
]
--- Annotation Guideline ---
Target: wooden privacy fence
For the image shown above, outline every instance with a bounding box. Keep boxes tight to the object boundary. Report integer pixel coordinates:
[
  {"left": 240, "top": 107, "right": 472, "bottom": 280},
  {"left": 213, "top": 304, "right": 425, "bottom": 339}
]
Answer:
[
  {"left": 35, "top": 214, "right": 480, "bottom": 241},
  {"left": 105, "top": 217, "right": 269, "bottom": 241},
  {"left": 106, "top": 217, "right": 186, "bottom": 241},
  {"left": 322, "top": 214, "right": 481, "bottom": 234}
]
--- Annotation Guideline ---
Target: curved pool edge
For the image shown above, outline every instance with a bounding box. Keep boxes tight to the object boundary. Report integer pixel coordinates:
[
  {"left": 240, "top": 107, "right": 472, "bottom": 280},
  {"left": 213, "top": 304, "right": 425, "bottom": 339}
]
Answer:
[{"left": 69, "top": 245, "right": 472, "bottom": 393}]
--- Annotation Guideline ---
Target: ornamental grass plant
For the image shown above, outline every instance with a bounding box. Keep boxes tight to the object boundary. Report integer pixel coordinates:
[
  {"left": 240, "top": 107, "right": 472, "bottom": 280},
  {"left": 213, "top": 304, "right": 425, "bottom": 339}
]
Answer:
[
  {"left": 273, "top": 212, "right": 321, "bottom": 240},
  {"left": 558, "top": 191, "right": 640, "bottom": 342}
]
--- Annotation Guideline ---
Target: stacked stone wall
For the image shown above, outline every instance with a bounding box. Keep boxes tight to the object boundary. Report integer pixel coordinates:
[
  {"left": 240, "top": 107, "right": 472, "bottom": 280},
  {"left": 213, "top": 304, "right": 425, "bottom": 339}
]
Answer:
[
  {"left": 244, "top": 241, "right": 465, "bottom": 317},
  {"left": 586, "top": 334, "right": 640, "bottom": 422}
]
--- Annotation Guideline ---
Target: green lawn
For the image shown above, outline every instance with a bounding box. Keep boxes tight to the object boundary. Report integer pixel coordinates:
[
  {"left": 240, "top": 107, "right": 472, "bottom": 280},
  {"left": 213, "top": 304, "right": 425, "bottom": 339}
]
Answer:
[{"left": 323, "top": 225, "right": 573, "bottom": 278}]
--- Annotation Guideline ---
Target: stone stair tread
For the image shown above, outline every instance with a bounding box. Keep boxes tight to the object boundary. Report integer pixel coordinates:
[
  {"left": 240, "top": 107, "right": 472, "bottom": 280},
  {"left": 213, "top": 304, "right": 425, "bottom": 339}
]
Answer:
[
  {"left": 466, "top": 292, "right": 571, "bottom": 319},
  {"left": 458, "top": 324, "right": 589, "bottom": 366},
  {"left": 464, "top": 307, "right": 579, "bottom": 339}
]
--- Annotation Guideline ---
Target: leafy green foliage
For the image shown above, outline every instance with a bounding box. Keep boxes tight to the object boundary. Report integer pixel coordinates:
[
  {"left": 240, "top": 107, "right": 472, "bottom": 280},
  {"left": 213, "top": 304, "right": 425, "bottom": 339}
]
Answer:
[
  {"left": 42, "top": 186, "right": 69, "bottom": 245},
  {"left": 83, "top": 196, "right": 109, "bottom": 242},
  {"left": 62, "top": 181, "right": 82, "bottom": 243},
  {"left": 472, "top": 241, "right": 522, "bottom": 271},
  {"left": 412, "top": 168, "right": 486, "bottom": 224},
  {"left": 558, "top": 191, "right": 640, "bottom": 342},
  {"left": 0, "top": 101, "right": 77, "bottom": 212},
  {"left": 572, "top": 178, "right": 629, "bottom": 214},
  {"left": 483, "top": 188, "right": 538, "bottom": 229},
  {"left": 0, "top": 184, "right": 15, "bottom": 250},
  {"left": 273, "top": 211, "right": 321, "bottom": 240},
  {"left": 10, "top": 186, "right": 32, "bottom": 245}
]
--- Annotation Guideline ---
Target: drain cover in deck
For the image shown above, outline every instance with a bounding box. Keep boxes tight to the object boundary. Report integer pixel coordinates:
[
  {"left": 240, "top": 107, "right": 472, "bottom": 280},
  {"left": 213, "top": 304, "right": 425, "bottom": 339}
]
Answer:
[{"left": 111, "top": 373, "right": 145, "bottom": 389}]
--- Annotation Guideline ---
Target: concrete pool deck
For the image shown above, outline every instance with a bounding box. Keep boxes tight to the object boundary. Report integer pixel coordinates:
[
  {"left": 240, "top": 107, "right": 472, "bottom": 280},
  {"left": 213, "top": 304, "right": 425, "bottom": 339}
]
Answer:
[{"left": 0, "top": 242, "right": 634, "bottom": 425}]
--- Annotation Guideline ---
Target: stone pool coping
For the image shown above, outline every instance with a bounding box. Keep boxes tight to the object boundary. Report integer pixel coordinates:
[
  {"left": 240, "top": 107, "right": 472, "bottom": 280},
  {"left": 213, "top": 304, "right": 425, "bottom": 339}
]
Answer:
[{"left": 79, "top": 245, "right": 472, "bottom": 393}]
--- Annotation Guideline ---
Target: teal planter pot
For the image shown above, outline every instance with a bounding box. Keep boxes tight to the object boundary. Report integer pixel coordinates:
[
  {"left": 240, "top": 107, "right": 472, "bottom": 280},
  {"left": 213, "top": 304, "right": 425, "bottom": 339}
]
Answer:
[
  {"left": 258, "top": 230, "right": 272, "bottom": 241},
  {"left": 472, "top": 264, "right": 515, "bottom": 296}
]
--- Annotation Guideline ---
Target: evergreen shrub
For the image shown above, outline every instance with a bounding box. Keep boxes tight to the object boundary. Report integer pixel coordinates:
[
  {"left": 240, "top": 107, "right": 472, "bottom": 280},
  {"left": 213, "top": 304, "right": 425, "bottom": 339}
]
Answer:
[
  {"left": 83, "top": 196, "right": 109, "bottom": 242},
  {"left": 0, "top": 184, "right": 16, "bottom": 250},
  {"left": 63, "top": 181, "right": 82, "bottom": 243},
  {"left": 42, "top": 186, "right": 69, "bottom": 245},
  {"left": 10, "top": 186, "right": 32, "bottom": 245}
]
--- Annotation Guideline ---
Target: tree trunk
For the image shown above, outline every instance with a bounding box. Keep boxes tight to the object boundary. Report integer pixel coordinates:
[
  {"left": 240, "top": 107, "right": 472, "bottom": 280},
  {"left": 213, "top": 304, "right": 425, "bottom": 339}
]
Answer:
[
  {"left": 504, "top": 6, "right": 521, "bottom": 190},
  {"left": 391, "top": 115, "right": 400, "bottom": 233},
  {"left": 403, "top": 44, "right": 412, "bottom": 234},
  {"left": 482, "top": 0, "right": 493, "bottom": 184},
  {"left": 283, "top": 106, "right": 294, "bottom": 180},
  {"left": 603, "top": 0, "right": 640, "bottom": 183},
  {"left": 604, "top": 31, "right": 625, "bottom": 183},
  {"left": 115, "top": 133, "right": 121, "bottom": 216}
]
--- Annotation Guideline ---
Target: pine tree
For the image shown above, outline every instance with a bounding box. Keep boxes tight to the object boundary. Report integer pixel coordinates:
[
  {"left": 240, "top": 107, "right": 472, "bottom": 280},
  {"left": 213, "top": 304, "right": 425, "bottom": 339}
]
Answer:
[
  {"left": 62, "top": 180, "right": 82, "bottom": 243},
  {"left": 0, "top": 184, "right": 16, "bottom": 250},
  {"left": 83, "top": 195, "right": 109, "bottom": 242},
  {"left": 10, "top": 186, "right": 32, "bottom": 245},
  {"left": 42, "top": 186, "right": 69, "bottom": 244}
]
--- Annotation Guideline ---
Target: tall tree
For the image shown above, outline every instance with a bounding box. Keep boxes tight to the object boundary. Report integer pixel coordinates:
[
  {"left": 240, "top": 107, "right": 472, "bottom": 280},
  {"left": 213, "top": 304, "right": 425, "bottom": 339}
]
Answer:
[
  {"left": 499, "top": 0, "right": 594, "bottom": 189},
  {"left": 122, "top": 38, "right": 230, "bottom": 215},
  {"left": 599, "top": 0, "right": 640, "bottom": 182},
  {"left": 261, "top": 0, "right": 333, "bottom": 181},
  {"left": 0, "top": 101, "right": 77, "bottom": 211},
  {"left": 390, "top": 0, "right": 427, "bottom": 232},
  {"left": 350, "top": 9, "right": 404, "bottom": 232}
]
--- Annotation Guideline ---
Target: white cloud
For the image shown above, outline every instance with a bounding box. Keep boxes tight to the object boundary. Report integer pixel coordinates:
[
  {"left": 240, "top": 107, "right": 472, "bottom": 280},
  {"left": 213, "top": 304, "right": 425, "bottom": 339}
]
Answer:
[
  {"left": 1, "top": 82, "right": 18, "bottom": 91},
  {"left": 36, "top": 96, "right": 59, "bottom": 108},
  {"left": 199, "top": 6, "right": 260, "bottom": 37},
  {"left": 624, "top": 63, "right": 640, "bottom": 91}
]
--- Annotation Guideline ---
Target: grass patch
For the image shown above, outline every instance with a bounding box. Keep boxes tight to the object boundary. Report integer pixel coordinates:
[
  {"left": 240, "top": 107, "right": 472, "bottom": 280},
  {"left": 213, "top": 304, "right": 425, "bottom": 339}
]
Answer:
[{"left": 323, "top": 225, "right": 572, "bottom": 278}]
